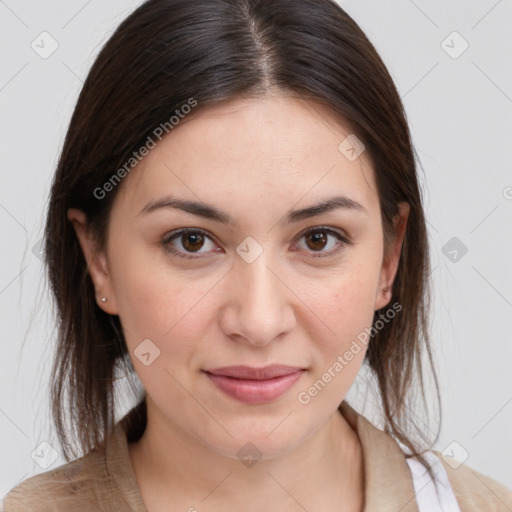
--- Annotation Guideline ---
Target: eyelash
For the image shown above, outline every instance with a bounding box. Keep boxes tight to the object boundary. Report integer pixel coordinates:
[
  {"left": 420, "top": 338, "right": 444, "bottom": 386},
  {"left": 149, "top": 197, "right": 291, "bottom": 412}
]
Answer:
[{"left": 162, "top": 226, "right": 353, "bottom": 260}]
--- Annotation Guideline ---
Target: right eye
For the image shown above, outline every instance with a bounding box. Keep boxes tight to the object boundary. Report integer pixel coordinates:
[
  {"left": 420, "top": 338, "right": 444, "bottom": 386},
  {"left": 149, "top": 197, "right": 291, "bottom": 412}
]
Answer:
[{"left": 162, "top": 228, "right": 222, "bottom": 259}]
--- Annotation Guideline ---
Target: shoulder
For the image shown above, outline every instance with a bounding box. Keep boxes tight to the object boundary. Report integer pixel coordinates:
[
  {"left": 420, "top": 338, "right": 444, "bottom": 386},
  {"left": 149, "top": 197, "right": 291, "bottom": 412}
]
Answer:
[
  {"left": 432, "top": 450, "right": 512, "bottom": 511},
  {"left": 1, "top": 450, "right": 111, "bottom": 512}
]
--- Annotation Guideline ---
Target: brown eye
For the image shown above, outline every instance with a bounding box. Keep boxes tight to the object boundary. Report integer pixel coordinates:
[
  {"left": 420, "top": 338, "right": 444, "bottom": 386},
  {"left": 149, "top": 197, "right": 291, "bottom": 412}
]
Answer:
[
  {"left": 163, "top": 228, "right": 219, "bottom": 259},
  {"left": 181, "top": 232, "right": 205, "bottom": 252},
  {"left": 162, "top": 226, "right": 352, "bottom": 261},
  {"left": 305, "top": 230, "right": 329, "bottom": 251},
  {"left": 295, "top": 227, "right": 352, "bottom": 258}
]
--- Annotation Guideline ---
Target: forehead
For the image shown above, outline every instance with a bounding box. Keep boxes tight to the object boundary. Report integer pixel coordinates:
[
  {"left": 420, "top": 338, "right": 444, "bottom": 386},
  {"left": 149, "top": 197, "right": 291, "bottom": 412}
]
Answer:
[{"left": 112, "top": 94, "right": 379, "bottom": 221}]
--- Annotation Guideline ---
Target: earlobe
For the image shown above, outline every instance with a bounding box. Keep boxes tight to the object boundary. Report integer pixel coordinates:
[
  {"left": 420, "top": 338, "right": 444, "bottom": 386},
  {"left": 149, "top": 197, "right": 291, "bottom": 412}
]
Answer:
[{"left": 67, "top": 208, "right": 119, "bottom": 315}]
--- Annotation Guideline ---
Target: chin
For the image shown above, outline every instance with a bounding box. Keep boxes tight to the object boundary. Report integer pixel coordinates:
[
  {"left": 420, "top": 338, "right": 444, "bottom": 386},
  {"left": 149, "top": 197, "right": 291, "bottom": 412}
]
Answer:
[{"left": 201, "top": 417, "right": 312, "bottom": 462}]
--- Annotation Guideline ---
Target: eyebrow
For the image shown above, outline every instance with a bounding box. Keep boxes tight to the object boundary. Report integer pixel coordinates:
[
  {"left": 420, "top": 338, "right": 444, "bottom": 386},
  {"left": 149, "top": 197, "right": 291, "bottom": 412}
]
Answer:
[{"left": 139, "top": 194, "right": 368, "bottom": 225}]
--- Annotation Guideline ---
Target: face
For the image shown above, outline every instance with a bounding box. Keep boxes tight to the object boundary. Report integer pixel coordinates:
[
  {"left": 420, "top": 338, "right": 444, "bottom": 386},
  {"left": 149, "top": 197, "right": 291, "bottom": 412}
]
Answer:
[{"left": 69, "top": 93, "right": 408, "bottom": 460}]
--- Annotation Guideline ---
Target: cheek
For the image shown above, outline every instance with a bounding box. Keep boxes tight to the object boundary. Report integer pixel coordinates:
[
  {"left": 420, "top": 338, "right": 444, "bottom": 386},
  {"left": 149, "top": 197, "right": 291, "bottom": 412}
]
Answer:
[
  {"left": 108, "top": 240, "right": 174, "bottom": 340},
  {"left": 295, "top": 272, "right": 379, "bottom": 410},
  {"left": 113, "top": 268, "right": 206, "bottom": 402},
  {"left": 314, "top": 252, "right": 382, "bottom": 348},
  {"left": 110, "top": 243, "right": 219, "bottom": 361}
]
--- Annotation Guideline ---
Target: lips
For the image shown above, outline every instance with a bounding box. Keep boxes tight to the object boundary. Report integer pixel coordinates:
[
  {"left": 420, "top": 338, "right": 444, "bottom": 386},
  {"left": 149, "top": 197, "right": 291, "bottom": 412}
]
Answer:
[
  {"left": 204, "top": 365, "right": 304, "bottom": 380},
  {"left": 202, "top": 365, "right": 305, "bottom": 404}
]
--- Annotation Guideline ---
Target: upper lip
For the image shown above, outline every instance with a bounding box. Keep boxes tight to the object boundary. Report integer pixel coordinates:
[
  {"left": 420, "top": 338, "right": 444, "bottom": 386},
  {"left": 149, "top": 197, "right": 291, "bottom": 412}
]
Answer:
[{"left": 203, "top": 365, "right": 305, "bottom": 380}]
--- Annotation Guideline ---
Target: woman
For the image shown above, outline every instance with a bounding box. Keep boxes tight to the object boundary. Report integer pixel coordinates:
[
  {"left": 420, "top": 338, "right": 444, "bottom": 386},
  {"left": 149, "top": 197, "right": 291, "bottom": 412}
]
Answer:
[{"left": 3, "top": 0, "right": 511, "bottom": 510}]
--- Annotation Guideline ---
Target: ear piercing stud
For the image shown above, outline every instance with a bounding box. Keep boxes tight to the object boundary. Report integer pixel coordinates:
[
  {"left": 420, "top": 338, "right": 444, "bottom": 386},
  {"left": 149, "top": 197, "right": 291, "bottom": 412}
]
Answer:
[{"left": 101, "top": 297, "right": 107, "bottom": 303}]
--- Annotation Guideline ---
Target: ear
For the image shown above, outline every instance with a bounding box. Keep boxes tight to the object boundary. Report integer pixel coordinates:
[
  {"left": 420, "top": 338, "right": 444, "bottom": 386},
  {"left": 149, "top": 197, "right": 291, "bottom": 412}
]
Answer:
[
  {"left": 374, "top": 201, "right": 410, "bottom": 311},
  {"left": 67, "top": 208, "right": 119, "bottom": 315}
]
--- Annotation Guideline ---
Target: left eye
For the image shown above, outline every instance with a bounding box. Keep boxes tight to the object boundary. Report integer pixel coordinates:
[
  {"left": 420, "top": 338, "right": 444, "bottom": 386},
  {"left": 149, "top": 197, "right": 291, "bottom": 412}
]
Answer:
[
  {"left": 293, "top": 227, "right": 352, "bottom": 257},
  {"left": 162, "top": 227, "right": 352, "bottom": 259}
]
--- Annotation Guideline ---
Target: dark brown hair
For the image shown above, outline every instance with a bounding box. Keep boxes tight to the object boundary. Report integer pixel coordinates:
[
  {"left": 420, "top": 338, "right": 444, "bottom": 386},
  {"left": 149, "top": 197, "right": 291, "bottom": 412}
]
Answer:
[{"left": 44, "top": 0, "right": 441, "bottom": 489}]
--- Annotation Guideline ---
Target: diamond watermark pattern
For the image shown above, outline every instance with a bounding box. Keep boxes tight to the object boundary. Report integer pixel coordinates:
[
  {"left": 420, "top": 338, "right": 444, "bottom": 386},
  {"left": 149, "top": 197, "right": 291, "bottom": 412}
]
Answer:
[
  {"left": 236, "top": 236, "right": 263, "bottom": 264},
  {"left": 31, "top": 31, "right": 59, "bottom": 59},
  {"left": 237, "top": 442, "right": 262, "bottom": 468},
  {"left": 31, "top": 442, "right": 59, "bottom": 469},
  {"left": 442, "top": 236, "right": 468, "bottom": 263},
  {"left": 441, "top": 31, "right": 469, "bottom": 59},
  {"left": 338, "top": 134, "right": 365, "bottom": 161},
  {"left": 31, "top": 238, "right": 45, "bottom": 261},
  {"left": 134, "top": 338, "right": 161, "bottom": 366},
  {"left": 441, "top": 441, "right": 469, "bottom": 469}
]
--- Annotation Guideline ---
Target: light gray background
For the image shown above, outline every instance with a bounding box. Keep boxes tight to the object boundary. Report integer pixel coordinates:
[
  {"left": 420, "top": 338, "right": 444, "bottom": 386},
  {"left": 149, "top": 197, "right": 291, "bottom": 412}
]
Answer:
[{"left": 1, "top": 0, "right": 511, "bottom": 498}]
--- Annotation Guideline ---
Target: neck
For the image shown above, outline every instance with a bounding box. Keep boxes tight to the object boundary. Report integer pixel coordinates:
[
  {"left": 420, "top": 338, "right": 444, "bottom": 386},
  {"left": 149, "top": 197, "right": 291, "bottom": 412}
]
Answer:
[{"left": 128, "top": 402, "right": 365, "bottom": 512}]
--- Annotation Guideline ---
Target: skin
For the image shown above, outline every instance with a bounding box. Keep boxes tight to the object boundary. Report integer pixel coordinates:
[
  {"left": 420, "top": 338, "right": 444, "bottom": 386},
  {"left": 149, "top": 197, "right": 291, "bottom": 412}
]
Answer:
[{"left": 68, "top": 92, "right": 409, "bottom": 512}]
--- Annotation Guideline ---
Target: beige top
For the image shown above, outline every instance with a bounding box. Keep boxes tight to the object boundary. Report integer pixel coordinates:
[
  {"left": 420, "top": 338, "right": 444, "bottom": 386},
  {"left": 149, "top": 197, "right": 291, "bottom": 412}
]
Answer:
[{"left": 2, "top": 400, "right": 511, "bottom": 511}]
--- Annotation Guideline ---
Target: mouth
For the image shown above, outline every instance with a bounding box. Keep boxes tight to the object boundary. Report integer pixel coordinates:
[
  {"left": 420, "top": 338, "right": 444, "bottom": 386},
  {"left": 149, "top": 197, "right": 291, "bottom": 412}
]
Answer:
[{"left": 202, "top": 365, "right": 306, "bottom": 404}]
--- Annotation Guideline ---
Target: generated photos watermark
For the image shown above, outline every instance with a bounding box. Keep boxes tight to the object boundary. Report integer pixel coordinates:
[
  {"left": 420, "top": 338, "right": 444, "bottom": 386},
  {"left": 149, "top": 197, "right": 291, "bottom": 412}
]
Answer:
[
  {"left": 93, "top": 97, "right": 198, "bottom": 200},
  {"left": 297, "top": 301, "right": 402, "bottom": 405}
]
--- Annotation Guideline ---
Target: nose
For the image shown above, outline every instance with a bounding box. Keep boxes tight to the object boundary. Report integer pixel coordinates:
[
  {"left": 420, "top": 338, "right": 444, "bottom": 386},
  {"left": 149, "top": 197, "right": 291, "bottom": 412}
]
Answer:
[{"left": 219, "top": 248, "right": 296, "bottom": 347}]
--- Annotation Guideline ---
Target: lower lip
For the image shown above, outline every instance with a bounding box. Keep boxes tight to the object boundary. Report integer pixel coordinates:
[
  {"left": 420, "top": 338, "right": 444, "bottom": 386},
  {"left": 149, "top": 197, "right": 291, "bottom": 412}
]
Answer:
[{"left": 204, "top": 371, "right": 304, "bottom": 404}]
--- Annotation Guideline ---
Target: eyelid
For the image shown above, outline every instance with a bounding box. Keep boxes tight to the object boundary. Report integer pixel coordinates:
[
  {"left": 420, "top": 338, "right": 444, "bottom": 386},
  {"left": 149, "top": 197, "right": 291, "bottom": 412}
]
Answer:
[{"left": 162, "top": 225, "right": 353, "bottom": 259}]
